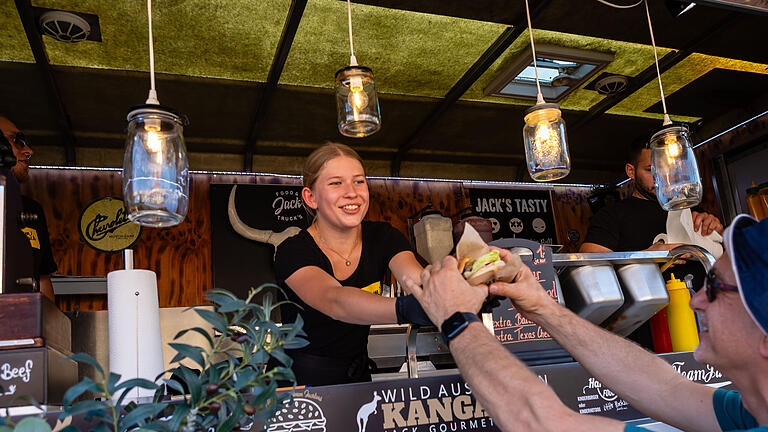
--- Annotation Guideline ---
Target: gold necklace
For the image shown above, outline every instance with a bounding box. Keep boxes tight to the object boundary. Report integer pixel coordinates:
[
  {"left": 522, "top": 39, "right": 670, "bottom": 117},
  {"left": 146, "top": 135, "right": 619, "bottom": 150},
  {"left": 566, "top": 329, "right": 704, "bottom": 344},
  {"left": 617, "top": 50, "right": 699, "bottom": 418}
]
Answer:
[{"left": 314, "top": 227, "right": 360, "bottom": 266}]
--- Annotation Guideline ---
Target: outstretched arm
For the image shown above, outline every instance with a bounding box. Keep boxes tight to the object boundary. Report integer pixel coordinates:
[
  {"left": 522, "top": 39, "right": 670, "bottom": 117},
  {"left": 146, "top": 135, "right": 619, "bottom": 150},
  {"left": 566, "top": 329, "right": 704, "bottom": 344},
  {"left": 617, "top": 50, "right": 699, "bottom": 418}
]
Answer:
[
  {"left": 286, "top": 266, "right": 397, "bottom": 324},
  {"left": 404, "top": 257, "right": 625, "bottom": 432},
  {"left": 489, "top": 255, "right": 718, "bottom": 432}
]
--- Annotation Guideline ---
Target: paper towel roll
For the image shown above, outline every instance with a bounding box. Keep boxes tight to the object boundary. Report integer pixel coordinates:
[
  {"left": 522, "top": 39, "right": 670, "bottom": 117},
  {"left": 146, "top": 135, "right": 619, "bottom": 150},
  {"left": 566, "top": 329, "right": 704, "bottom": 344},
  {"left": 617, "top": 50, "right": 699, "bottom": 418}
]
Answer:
[{"left": 107, "top": 269, "right": 165, "bottom": 402}]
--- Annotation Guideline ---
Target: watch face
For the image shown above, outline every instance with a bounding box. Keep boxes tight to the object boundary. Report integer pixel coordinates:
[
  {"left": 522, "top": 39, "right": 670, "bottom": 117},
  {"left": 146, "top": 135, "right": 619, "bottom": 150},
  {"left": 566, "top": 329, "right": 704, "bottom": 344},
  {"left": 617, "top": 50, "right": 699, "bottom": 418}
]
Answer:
[{"left": 442, "top": 312, "right": 471, "bottom": 340}]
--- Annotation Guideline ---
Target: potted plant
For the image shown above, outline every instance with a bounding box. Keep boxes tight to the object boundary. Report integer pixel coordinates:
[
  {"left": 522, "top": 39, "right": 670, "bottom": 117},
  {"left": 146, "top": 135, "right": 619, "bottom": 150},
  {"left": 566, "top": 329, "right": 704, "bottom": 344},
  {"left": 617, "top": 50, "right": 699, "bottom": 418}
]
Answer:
[{"left": 0, "top": 284, "right": 307, "bottom": 432}]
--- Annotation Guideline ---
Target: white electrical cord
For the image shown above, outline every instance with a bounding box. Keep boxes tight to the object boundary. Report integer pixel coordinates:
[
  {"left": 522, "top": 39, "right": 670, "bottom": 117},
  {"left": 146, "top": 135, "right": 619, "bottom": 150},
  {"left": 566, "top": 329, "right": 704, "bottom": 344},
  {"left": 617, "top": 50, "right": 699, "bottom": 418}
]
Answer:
[
  {"left": 644, "top": 0, "right": 671, "bottom": 125},
  {"left": 146, "top": 0, "right": 159, "bottom": 104},
  {"left": 347, "top": 0, "right": 358, "bottom": 66},
  {"left": 595, "top": 0, "right": 643, "bottom": 9},
  {"left": 524, "top": 0, "right": 545, "bottom": 105}
]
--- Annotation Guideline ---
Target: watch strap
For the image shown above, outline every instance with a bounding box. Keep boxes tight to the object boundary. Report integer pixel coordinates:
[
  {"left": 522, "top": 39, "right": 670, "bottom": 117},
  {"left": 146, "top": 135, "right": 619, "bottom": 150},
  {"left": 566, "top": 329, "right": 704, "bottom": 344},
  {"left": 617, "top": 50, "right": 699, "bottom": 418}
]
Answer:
[{"left": 440, "top": 312, "right": 481, "bottom": 344}]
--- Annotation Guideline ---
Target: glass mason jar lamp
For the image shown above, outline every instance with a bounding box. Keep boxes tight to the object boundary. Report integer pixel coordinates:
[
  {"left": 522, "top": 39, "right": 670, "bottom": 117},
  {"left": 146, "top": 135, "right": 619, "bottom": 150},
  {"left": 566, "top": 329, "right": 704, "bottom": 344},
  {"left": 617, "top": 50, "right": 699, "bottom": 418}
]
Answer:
[
  {"left": 335, "top": 66, "right": 381, "bottom": 138},
  {"left": 522, "top": 103, "right": 571, "bottom": 181},
  {"left": 649, "top": 124, "right": 702, "bottom": 210},
  {"left": 123, "top": 105, "right": 189, "bottom": 227}
]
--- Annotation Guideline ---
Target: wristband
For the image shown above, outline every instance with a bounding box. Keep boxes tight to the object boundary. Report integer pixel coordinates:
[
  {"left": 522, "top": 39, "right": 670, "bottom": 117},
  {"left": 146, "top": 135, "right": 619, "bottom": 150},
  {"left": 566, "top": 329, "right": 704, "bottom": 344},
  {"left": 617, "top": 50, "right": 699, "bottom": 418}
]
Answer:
[{"left": 395, "top": 295, "right": 433, "bottom": 326}]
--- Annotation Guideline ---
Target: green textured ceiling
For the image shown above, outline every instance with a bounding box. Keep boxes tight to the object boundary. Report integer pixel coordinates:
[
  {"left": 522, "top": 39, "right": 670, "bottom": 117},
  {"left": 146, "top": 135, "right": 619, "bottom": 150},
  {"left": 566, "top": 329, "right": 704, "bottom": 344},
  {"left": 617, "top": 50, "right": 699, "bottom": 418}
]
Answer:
[
  {"left": 1, "top": 0, "right": 765, "bottom": 123},
  {"left": 0, "top": 1, "right": 34, "bottom": 62},
  {"left": 279, "top": 0, "right": 506, "bottom": 98},
  {"left": 30, "top": 0, "right": 291, "bottom": 81}
]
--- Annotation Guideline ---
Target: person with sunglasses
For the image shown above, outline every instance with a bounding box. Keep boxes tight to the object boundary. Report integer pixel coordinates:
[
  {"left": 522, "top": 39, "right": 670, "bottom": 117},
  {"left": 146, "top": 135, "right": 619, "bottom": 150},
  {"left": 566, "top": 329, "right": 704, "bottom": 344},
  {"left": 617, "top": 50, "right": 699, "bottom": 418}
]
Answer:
[
  {"left": 405, "top": 213, "right": 767, "bottom": 431},
  {"left": 0, "top": 116, "right": 58, "bottom": 301}
]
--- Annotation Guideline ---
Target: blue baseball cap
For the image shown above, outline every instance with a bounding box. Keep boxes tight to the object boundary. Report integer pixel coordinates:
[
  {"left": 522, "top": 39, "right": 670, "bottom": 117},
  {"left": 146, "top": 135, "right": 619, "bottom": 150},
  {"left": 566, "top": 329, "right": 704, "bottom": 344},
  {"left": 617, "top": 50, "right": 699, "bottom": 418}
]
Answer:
[{"left": 723, "top": 214, "right": 768, "bottom": 335}]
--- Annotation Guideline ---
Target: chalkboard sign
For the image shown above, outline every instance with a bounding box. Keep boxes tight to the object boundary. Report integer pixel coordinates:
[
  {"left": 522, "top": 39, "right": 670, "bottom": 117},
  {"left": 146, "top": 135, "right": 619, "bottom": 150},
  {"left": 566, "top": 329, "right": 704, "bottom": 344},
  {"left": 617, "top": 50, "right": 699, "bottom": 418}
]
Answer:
[
  {"left": 468, "top": 187, "right": 557, "bottom": 244},
  {"left": 488, "top": 238, "right": 568, "bottom": 362}
]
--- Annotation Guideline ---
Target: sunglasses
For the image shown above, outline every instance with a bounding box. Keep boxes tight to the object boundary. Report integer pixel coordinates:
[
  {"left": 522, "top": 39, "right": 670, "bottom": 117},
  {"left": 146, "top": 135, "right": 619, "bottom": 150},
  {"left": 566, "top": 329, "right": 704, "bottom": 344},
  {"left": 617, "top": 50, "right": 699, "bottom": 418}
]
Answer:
[
  {"left": 704, "top": 269, "right": 739, "bottom": 302},
  {"left": 7, "top": 132, "right": 29, "bottom": 149}
]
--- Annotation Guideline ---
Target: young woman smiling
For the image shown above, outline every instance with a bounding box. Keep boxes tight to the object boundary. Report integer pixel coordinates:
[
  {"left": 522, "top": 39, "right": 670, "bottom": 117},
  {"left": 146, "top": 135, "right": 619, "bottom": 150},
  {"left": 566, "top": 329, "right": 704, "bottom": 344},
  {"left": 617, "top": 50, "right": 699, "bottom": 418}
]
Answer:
[{"left": 273, "top": 143, "right": 431, "bottom": 386}]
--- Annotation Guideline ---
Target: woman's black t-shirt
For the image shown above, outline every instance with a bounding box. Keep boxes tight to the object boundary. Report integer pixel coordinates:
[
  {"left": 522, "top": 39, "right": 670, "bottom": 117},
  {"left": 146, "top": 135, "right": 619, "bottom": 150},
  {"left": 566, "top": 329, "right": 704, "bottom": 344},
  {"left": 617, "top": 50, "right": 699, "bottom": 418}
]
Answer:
[{"left": 273, "top": 221, "right": 412, "bottom": 359}]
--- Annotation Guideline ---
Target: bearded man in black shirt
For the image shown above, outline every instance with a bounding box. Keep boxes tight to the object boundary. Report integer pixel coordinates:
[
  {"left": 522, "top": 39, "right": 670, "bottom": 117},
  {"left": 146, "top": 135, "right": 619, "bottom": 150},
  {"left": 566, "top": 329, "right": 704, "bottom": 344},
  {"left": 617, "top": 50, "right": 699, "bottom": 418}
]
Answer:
[
  {"left": 580, "top": 138, "right": 723, "bottom": 349},
  {"left": 581, "top": 138, "right": 723, "bottom": 254}
]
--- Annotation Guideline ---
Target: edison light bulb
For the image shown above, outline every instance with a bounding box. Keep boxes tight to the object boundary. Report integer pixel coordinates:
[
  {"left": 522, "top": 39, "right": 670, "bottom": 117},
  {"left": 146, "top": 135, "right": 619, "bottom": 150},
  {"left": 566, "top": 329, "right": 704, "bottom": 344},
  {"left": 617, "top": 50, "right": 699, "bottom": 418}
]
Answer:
[
  {"left": 532, "top": 121, "right": 562, "bottom": 164},
  {"left": 664, "top": 134, "right": 682, "bottom": 164},
  {"left": 144, "top": 118, "right": 164, "bottom": 163},
  {"left": 347, "top": 75, "right": 368, "bottom": 121}
]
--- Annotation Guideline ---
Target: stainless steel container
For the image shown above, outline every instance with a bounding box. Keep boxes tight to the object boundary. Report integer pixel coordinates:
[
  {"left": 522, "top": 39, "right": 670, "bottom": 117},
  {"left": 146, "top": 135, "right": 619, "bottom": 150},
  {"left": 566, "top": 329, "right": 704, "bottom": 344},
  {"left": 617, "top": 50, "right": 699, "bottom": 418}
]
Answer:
[
  {"left": 561, "top": 265, "right": 624, "bottom": 324},
  {"left": 603, "top": 263, "right": 669, "bottom": 337}
]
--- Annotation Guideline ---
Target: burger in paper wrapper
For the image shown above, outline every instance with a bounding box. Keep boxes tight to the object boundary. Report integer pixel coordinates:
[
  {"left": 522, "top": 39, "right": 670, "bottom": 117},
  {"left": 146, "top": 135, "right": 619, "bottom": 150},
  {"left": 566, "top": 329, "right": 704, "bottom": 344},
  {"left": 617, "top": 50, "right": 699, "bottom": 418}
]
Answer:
[{"left": 456, "top": 224, "right": 522, "bottom": 286}]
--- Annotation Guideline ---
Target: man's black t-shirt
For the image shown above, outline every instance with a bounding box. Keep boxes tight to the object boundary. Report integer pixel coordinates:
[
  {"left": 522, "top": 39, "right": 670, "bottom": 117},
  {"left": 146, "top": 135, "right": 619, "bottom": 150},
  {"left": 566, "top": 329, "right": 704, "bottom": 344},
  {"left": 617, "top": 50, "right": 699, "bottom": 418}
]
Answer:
[
  {"left": 274, "top": 221, "right": 412, "bottom": 360},
  {"left": 21, "top": 196, "right": 58, "bottom": 279},
  {"left": 584, "top": 196, "right": 667, "bottom": 252}
]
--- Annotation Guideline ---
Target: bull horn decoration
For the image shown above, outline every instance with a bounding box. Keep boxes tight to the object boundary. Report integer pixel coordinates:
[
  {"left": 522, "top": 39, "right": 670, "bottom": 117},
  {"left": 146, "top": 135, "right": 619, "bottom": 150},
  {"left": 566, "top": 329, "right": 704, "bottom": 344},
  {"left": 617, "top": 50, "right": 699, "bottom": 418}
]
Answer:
[{"left": 228, "top": 185, "right": 302, "bottom": 248}]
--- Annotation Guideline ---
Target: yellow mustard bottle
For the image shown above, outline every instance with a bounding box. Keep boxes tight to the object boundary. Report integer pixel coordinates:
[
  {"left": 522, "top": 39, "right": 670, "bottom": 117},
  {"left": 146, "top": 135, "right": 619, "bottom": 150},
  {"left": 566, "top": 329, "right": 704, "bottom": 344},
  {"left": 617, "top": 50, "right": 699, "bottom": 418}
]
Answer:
[
  {"left": 665, "top": 273, "right": 699, "bottom": 352},
  {"left": 746, "top": 182, "right": 766, "bottom": 220}
]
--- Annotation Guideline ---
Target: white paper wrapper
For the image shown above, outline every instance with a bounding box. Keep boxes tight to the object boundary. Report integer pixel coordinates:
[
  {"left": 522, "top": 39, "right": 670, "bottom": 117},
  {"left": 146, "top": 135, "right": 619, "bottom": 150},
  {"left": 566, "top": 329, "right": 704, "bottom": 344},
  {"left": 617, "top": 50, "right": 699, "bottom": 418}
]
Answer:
[{"left": 107, "top": 269, "right": 165, "bottom": 402}]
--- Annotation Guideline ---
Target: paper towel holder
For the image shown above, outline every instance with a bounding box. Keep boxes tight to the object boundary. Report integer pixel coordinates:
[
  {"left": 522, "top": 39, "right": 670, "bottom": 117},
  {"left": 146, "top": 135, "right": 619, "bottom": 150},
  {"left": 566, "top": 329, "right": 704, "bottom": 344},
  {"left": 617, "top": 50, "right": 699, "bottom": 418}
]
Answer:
[{"left": 123, "top": 249, "right": 134, "bottom": 270}]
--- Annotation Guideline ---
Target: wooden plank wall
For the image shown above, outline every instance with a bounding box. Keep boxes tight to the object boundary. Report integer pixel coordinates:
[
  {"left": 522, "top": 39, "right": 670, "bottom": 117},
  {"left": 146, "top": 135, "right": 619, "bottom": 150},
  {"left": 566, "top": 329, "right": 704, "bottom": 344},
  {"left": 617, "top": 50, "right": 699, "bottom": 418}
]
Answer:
[{"left": 22, "top": 169, "right": 592, "bottom": 312}]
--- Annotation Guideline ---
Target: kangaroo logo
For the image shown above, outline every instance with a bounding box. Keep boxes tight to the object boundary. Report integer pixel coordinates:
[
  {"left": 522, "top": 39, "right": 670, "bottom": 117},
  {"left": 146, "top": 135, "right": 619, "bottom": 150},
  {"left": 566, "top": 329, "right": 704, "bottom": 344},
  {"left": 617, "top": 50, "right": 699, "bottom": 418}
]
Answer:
[{"left": 356, "top": 391, "right": 381, "bottom": 432}]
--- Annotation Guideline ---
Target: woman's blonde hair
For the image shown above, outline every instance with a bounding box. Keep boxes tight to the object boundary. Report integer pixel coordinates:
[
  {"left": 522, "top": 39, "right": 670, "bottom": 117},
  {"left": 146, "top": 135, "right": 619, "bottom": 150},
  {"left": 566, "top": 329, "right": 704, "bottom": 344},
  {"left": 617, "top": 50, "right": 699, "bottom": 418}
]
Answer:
[{"left": 302, "top": 142, "right": 364, "bottom": 190}]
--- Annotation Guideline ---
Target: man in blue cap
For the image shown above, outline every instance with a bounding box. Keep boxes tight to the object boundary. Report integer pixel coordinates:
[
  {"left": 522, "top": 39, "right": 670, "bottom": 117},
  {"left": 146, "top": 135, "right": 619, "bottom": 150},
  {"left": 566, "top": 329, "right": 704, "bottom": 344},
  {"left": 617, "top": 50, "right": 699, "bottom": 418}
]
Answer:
[{"left": 405, "top": 214, "right": 767, "bottom": 431}]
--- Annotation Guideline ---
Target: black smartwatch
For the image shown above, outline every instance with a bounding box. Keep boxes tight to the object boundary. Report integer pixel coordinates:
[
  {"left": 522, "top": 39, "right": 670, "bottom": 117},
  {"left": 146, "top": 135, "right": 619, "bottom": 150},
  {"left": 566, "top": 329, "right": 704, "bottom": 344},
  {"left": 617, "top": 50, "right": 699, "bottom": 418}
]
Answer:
[{"left": 440, "top": 312, "right": 481, "bottom": 344}]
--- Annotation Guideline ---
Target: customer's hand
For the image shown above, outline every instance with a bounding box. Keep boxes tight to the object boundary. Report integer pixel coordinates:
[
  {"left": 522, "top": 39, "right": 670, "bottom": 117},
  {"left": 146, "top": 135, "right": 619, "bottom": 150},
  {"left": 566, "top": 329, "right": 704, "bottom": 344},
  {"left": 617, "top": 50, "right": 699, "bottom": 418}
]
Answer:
[
  {"left": 403, "top": 256, "right": 488, "bottom": 327},
  {"left": 691, "top": 211, "right": 723, "bottom": 236},
  {"left": 489, "top": 265, "right": 557, "bottom": 321}
]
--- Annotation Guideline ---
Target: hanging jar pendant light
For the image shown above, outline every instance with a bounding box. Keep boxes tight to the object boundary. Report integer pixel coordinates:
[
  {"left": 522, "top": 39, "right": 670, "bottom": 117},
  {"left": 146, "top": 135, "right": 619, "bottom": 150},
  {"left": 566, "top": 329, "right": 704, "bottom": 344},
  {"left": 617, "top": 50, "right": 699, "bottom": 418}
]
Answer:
[
  {"left": 643, "top": 0, "right": 701, "bottom": 210},
  {"left": 335, "top": 0, "right": 381, "bottom": 137},
  {"left": 520, "top": 0, "right": 570, "bottom": 181},
  {"left": 123, "top": 0, "right": 189, "bottom": 227}
]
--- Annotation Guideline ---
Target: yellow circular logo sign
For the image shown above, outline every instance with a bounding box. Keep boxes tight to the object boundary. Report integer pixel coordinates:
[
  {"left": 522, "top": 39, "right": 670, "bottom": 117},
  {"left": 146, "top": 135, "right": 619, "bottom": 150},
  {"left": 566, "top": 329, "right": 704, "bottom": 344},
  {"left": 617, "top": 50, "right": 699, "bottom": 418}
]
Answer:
[{"left": 78, "top": 197, "right": 142, "bottom": 253}]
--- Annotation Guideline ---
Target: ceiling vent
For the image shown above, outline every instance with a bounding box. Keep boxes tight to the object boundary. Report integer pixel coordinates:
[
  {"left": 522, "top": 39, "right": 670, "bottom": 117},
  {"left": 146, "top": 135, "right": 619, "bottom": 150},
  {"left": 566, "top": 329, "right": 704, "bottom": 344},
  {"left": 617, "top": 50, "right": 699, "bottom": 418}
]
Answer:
[
  {"left": 484, "top": 45, "right": 614, "bottom": 102},
  {"left": 594, "top": 74, "right": 629, "bottom": 95},
  {"left": 39, "top": 11, "right": 91, "bottom": 43},
  {"left": 35, "top": 8, "right": 102, "bottom": 43}
]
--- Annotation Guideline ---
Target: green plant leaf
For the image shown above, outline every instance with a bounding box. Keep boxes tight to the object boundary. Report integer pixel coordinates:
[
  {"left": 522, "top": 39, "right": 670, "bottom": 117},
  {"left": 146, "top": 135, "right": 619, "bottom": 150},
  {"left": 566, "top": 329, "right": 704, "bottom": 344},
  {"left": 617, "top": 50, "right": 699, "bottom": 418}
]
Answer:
[
  {"left": 135, "top": 422, "right": 169, "bottom": 432},
  {"left": 106, "top": 373, "right": 120, "bottom": 395},
  {"left": 251, "top": 380, "right": 278, "bottom": 407},
  {"left": 217, "top": 298, "right": 247, "bottom": 313},
  {"left": 114, "top": 378, "right": 158, "bottom": 392},
  {"left": 216, "top": 402, "right": 243, "bottom": 432},
  {"left": 234, "top": 368, "right": 256, "bottom": 390},
  {"left": 167, "top": 404, "right": 190, "bottom": 432},
  {"left": 0, "top": 426, "right": 12, "bottom": 432},
  {"left": 118, "top": 403, "right": 167, "bottom": 430},
  {"left": 62, "top": 377, "right": 101, "bottom": 406},
  {"left": 205, "top": 289, "right": 238, "bottom": 304},
  {"left": 178, "top": 366, "right": 202, "bottom": 404},
  {"left": 66, "top": 353, "right": 104, "bottom": 378},
  {"left": 162, "top": 378, "right": 185, "bottom": 396},
  {"left": 62, "top": 400, "right": 109, "bottom": 418},
  {"left": 173, "top": 327, "right": 214, "bottom": 348},
  {"left": 13, "top": 417, "right": 51, "bottom": 432},
  {"left": 282, "top": 337, "right": 309, "bottom": 350},
  {"left": 168, "top": 343, "right": 206, "bottom": 369},
  {"left": 114, "top": 379, "right": 160, "bottom": 408},
  {"left": 194, "top": 308, "right": 229, "bottom": 333},
  {"left": 268, "top": 349, "right": 293, "bottom": 368},
  {"left": 59, "top": 426, "right": 80, "bottom": 432},
  {"left": 248, "top": 350, "right": 269, "bottom": 366},
  {"left": 90, "top": 422, "right": 111, "bottom": 432}
]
